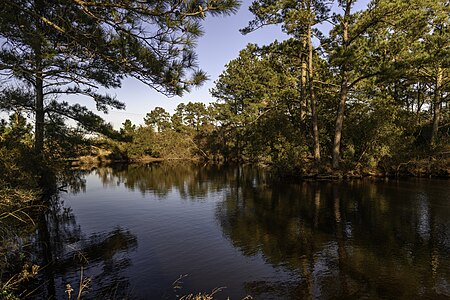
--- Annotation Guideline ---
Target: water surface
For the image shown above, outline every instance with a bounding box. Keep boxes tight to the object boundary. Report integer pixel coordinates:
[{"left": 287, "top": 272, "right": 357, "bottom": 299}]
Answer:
[{"left": 39, "top": 163, "right": 450, "bottom": 299}]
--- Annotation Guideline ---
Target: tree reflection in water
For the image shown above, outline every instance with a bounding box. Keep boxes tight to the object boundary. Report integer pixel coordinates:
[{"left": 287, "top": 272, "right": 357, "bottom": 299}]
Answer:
[
  {"left": 94, "top": 162, "right": 263, "bottom": 200},
  {"left": 50, "top": 163, "right": 449, "bottom": 299},
  {"left": 215, "top": 170, "right": 450, "bottom": 299},
  {"left": 35, "top": 178, "right": 138, "bottom": 299}
]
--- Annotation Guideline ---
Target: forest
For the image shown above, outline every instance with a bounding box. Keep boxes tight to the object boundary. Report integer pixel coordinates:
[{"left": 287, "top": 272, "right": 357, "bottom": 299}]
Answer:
[
  {"left": 0, "top": 0, "right": 449, "bottom": 298},
  {"left": 94, "top": 0, "right": 450, "bottom": 177}
]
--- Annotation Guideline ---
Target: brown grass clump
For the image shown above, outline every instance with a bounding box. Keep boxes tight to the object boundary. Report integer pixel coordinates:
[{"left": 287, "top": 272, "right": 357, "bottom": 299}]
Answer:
[{"left": 179, "top": 287, "right": 224, "bottom": 300}]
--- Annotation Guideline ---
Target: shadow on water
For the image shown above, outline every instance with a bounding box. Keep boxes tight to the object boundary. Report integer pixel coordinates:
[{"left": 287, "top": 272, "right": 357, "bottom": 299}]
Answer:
[
  {"left": 85, "top": 163, "right": 449, "bottom": 299},
  {"left": 23, "top": 163, "right": 450, "bottom": 299},
  {"left": 32, "top": 170, "right": 138, "bottom": 299},
  {"left": 216, "top": 174, "right": 450, "bottom": 299}
]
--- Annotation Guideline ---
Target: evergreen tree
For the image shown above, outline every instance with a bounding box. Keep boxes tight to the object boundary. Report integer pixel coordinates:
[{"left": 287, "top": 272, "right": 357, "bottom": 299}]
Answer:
[
  {"left": 0, "top": 0, "right": 240, "bottom": 154},
  {"left": 145, "top": 107, "right": 171, "bottom": 133},
  {"left": 242, "top": 0, "right": 331, "bottom": 161},
  {"left": 326, "top": 0, "right": 409, "bottom": 168}
]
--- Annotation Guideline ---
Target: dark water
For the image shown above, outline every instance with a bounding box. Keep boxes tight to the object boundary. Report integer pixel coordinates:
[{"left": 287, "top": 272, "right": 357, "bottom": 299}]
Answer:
[{"left": 38, "top": 163, "right": 450, "bottom": 299}]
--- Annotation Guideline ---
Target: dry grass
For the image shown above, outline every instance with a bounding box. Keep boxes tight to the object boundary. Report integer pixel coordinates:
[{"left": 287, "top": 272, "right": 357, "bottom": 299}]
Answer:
[
  {"left": 173, "top": 275, "right": 252, "bottom": 300},
  {"left": 179, "top": 288, "right": 223, "bottom": 300},
  {"left": 0, "top": 185, "right": 42, "bottom": 299},
  {"left": 0, "top": 188, "right": 41, "bottom": 225},
  {"left": 0, "top": 264, "right": 40, "bottom": 299}
]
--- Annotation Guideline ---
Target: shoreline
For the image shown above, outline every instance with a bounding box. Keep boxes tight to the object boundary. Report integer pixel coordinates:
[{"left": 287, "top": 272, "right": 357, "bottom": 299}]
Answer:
[{"left": 68, "top": 156, "right": 450, "bottom": 179}]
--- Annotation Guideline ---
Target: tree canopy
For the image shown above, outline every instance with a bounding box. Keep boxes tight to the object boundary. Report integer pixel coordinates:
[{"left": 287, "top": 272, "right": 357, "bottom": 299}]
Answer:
[
  {"left": 0, "top": 0, "right": 449, "bottom": 176},
  {"left": 0, "top": 0, "right": 240, "bottom": 153}
]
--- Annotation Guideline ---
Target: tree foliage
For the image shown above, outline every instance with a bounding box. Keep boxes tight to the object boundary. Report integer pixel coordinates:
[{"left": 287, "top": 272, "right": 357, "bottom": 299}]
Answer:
[
  {"left": 0, "top": 0, "right": 240, "bottom": 153},
  {"left": 1, "top": 0, "right": 449, "bottom": 177},
  {"left": 207, "top": 0, "right": 449, "bottom": 173}
]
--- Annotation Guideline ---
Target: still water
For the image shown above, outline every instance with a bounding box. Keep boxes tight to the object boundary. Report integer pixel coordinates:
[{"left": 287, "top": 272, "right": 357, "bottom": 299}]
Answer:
[{"left": 40, "top": 163, "right": 449, "bottom": 299}]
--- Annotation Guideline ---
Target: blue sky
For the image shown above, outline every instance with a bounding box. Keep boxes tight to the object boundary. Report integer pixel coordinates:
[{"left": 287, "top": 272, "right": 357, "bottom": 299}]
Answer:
[{"left": 95, "top": 0, "right": 370, "bottom": 129}]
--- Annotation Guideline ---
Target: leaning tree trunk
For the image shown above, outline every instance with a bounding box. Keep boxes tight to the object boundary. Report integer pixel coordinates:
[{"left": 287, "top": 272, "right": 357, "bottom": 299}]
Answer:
[{"left": 431, "top": 66, "right": 443, "bottom": 146}]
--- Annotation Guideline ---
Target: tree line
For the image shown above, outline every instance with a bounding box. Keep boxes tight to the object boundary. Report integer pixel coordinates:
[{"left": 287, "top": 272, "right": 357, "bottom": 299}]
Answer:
[
  {"left": 110, "top": 0, "right": 450, "bottom": 176},
  {"left": 0, "top": 0, "right": 449, "bottom": 297},
  {"left": 65, "top": 0, "right": 450, "bottom": 176},
  {"left": 0, "top": 0, "right": 449, "bottom": 179}
]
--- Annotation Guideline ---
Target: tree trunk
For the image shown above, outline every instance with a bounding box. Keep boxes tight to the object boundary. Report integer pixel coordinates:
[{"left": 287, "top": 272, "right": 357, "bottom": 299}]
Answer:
[
  {"left": 416, "top": 83, "right": 423, "bottom": 126},
  {"left": 431, "top": 66, "right": 443, "bottom": 146},
  {"left": 332, "top": 2, "right": 351, "bottom": 169},
  {"left": 308, "top": 23, "right": 321, "bottom": 161},
  {"left": 333, "top": 81, "right": 348, "bottom": 169},
  {"left": 300, "top": 38, "right": 308, "bottom": 126},
  {"left": 34, "top": 1, "right": 45, "bottom": 155},
  {"left": 35, "top": 72, "right": 45, "bottom": 154}
]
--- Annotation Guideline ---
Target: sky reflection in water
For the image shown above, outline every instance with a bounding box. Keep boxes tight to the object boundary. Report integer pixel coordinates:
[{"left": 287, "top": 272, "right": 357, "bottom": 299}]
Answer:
[{"left": 42, "top": 163, "right": 450, "bottom": 299}]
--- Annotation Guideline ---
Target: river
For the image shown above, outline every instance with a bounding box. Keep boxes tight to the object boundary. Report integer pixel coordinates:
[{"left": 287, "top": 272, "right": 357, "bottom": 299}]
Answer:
[{"left": 36, "top": 162, "right": 450, "bottom": 299}]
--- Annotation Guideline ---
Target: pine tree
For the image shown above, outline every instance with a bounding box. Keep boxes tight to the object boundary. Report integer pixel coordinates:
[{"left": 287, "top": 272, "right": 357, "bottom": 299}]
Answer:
[
  {"left": 0, "top": 0, "right": 240, "bottom": 154},
  {"left": 242, "top": 0, "right": 331, "bottom": 161}
]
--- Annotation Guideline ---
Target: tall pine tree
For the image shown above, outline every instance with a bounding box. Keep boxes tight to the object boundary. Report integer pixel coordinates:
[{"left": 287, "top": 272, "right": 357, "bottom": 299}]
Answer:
[{"left": 242, "top": 0, "right": 331, "bottom": 161}]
